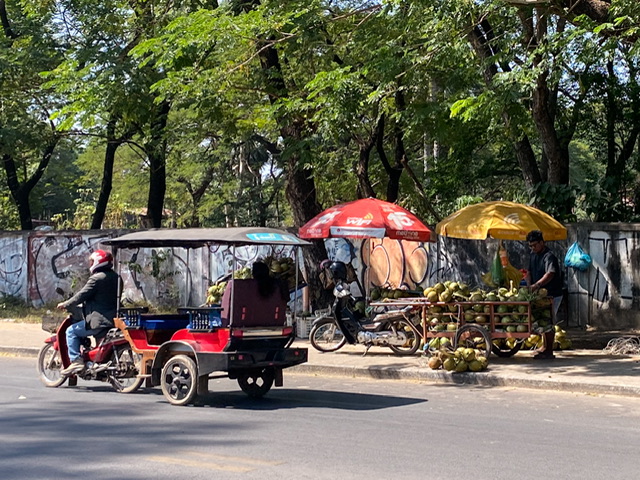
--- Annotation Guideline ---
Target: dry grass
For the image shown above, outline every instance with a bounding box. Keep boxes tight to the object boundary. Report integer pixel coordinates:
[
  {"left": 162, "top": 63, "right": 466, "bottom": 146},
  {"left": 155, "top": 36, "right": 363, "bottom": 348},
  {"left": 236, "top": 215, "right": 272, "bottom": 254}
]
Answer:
[{"left": 0, "top": 295, "right": 56, "bottom": 324}]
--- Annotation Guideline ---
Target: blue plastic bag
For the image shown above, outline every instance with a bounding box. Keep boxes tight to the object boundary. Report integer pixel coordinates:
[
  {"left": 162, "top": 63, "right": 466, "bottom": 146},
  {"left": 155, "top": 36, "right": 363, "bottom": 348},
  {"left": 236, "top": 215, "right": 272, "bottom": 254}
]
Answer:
[{"left": 564, "top": 242, "right": 592, "bottom": 271}]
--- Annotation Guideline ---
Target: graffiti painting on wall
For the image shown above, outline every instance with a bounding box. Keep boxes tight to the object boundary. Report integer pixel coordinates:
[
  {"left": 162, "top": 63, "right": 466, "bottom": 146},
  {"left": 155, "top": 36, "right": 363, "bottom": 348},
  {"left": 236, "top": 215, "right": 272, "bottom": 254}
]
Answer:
[
  {"left": 28, "top": 234, "right": 112, "bottom": 306},
  {"left": 588, "top": 233, "right": 634, "bottom": 308},
  {"left": 323, "top": 238, "right": 431, "bottom": 293},
  {"left": 0, "top": 237, "right": 26, "bottom": 299}
]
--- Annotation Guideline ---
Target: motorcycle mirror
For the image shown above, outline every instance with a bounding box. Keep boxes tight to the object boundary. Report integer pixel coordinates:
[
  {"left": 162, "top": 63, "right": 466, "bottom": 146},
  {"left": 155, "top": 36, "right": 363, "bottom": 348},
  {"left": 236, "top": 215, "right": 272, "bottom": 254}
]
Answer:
[{"left": 333, "top": 283, "right": 351, "bottom": 298}]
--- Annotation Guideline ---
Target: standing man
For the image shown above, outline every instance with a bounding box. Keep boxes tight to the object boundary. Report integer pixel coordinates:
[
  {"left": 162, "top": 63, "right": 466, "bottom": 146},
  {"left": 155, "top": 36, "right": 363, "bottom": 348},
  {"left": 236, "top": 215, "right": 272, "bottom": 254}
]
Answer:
[
  {"left": 525, "top": 230, "right": 563, "bottom": 360},
  {"left": 58, "top": 249, "right": 120, "bottom": 375}
]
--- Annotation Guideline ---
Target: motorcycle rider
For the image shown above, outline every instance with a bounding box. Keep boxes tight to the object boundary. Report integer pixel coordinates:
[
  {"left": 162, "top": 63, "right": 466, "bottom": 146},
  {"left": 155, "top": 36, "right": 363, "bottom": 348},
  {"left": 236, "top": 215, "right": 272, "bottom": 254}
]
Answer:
[{"left": 58, "top": 249, "right": 120, "bottom": 376}]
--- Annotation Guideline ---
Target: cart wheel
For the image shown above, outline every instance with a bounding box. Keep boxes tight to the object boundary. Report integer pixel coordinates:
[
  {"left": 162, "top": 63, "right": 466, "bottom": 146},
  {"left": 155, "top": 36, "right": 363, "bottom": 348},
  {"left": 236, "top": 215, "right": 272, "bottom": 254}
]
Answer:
[
  {"left": 455, "top": 324, "right": 492, "bottom": 359},
  {"left": 491, "top": 338, "right": 523, "bottom": 358},
  {"left": 37, "top": 343, "right": 67, "bottom": 388},
  {"left": 237, "top": 368, "right": 275, "bottom": 398},
  {"left": 161, "top": 355, "right": 198, "bottom": 406},
  {"left": 387, "top": 318, "right": 421, "bottom": 356},
  {"left": 309, "top": 317, "right": 347, "bottom": 353}
]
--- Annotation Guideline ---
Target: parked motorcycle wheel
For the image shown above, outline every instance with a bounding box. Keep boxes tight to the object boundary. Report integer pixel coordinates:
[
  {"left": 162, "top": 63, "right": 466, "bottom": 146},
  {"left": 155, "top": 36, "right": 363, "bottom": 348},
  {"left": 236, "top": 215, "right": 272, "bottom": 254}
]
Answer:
[
  {"left": 237, "top": 368, "right": 275, "bottom": 398},
  {"left": 455, "top": 324, "right": 492, "bottom": 359},
  {"left": 161, "top": 354, "right": 198, "bottom": 406},
  {"left": 309, "top": 317, "right": 347, "bottom": 352},
  {"left": 109, "top": 344, "right": 145, "bottom": 394},
  {"left": 387, "top": 318, "right": 422, "bottom": 356},
  {"left": 37, "top": 343, "right": 67, "bottom": 388}
]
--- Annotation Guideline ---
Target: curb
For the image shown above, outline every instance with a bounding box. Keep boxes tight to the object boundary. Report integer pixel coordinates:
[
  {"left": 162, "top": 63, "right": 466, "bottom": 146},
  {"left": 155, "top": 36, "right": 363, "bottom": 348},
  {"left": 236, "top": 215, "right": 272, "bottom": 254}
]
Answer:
[
  {"left": 0, "top": 346, "right": 40, "bottom": 357},
  {"left": 290, "top": 364, "right": 640, "bottom": 398}
]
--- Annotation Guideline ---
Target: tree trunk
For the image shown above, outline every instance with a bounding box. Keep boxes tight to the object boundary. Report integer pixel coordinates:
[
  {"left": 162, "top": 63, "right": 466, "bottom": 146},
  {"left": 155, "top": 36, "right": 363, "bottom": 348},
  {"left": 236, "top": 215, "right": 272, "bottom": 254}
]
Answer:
[
  {"left": 355, "top": 115, "right": 381, "bottom": 199},
  {"left": 233, "top": 0, "right": 330, "bottom": 308},
  {"left": 531, "top": 71, "right": 570, "bottom": 185},
  {"left": 3, "top": 154, "right": 33, "bottom": 230},
  {"left": 144, "top": 101, "right": 171, "bottom": 228},
  {"left": 469, "top": 22, "right": 542, "bottom": 188},
  {"left": 2, "top": 136, "right": 58, "bottom": 230},
  {"left": 91, "top": 118, "right": 119, "bottom": 229}
]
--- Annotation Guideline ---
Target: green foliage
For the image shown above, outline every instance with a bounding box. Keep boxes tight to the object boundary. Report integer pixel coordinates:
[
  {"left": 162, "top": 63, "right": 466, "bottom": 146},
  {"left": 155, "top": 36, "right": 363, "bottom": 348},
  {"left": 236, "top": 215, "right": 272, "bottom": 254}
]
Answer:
[
  {"left": 527, "top": 183, "right": 578, "bottom": 223},
  {"left": 3, "top": 0, "right": 640, "bottom": 230}
]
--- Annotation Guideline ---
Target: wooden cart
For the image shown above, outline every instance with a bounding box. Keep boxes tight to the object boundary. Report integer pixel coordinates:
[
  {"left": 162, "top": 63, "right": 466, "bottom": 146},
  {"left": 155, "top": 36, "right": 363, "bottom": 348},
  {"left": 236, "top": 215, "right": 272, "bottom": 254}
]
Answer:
[{"left": 370, "top": 297, "right": 553, "bottom": 358}]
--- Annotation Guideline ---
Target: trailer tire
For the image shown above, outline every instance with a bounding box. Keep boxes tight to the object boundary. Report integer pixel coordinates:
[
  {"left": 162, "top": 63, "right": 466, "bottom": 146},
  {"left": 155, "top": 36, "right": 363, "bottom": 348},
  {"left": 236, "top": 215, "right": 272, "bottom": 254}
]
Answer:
[
  {"left": 237, "top": 368, "right": 275, "bottom": 398},
  {"left": 161, "top": 355, "right": 198, "bottom": 406}
]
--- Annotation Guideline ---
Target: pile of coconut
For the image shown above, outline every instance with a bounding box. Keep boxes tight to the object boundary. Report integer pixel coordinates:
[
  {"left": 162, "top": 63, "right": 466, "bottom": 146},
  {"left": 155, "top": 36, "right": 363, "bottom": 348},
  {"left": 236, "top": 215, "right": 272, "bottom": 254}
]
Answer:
[{"left": 427, "top": 346, "right": 489, "bottom": 373}]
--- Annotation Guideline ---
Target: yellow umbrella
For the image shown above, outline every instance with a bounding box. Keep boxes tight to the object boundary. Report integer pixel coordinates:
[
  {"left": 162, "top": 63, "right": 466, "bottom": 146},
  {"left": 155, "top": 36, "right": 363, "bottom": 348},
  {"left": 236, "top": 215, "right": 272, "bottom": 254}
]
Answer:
[{"left": 435, "top": 201, "right": 567, "bottom": 241}]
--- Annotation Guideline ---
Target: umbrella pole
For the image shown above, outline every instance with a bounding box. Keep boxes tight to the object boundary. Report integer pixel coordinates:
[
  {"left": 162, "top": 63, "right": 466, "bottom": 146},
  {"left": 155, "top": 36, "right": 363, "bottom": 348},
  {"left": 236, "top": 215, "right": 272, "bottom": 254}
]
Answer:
[{"left": 365, "top": 238, "right": 371, "bottom": 304}]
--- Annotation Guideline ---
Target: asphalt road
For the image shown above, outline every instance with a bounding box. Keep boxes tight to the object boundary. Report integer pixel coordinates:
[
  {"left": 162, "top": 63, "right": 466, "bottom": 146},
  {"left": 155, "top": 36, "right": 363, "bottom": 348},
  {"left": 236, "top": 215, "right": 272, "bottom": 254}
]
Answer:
[{"left": 2, "top": 355, "right": 640, "bottom": 480}]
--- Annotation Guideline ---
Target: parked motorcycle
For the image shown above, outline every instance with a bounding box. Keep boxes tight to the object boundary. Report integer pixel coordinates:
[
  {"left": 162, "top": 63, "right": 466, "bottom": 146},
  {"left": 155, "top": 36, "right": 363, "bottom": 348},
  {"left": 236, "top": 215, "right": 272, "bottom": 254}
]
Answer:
[
  {"left": 37, "top": 296, "right": 144, "bottom": 393},
  {"left": 309, "top": 280, "right": 422, "bottom": 356}
]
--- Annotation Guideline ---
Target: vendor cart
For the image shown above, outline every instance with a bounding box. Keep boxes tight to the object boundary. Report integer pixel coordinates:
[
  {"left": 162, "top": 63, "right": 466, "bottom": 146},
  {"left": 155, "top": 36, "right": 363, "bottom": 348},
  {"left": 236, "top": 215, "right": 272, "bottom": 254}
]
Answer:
[{"left": 370, "top": 296, "right": 553, "bottom": 358}]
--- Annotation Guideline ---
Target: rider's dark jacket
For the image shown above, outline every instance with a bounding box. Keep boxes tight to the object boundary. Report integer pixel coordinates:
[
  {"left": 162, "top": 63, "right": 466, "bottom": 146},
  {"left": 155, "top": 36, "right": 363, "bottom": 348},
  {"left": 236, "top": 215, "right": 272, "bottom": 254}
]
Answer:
[{"left": 59, "top": 267, "right": 120, "bottom": 329}]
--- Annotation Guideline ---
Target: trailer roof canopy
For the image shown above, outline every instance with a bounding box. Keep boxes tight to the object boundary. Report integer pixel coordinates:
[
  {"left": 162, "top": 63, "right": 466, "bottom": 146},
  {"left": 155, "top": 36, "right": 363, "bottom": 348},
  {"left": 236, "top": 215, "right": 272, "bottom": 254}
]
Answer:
[{"left": 103, "top": 227, "right": 311, "bottom": 249}]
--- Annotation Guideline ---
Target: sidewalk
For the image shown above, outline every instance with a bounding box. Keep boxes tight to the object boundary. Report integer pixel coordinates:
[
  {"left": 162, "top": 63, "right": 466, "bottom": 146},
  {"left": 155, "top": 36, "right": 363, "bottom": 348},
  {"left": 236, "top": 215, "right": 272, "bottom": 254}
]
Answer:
[{"left": 3, "top": 319, "right": 640, "bottom": 397}]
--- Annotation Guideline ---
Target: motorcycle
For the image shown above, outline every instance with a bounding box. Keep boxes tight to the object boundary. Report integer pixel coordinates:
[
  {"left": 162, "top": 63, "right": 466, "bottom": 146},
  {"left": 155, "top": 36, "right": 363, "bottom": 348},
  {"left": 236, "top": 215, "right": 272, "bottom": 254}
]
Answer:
[
  {"left": 37, "top": 294, "right": 144, "bottom": 393},
  {"left": 309, "top": 280, "right": 422, "bottom": 356}
]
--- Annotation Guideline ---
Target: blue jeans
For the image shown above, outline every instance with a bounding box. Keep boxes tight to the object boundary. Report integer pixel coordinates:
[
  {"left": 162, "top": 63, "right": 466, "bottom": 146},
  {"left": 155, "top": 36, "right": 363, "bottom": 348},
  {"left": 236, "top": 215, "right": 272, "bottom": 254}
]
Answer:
[{"left": 66, "top": 320, "right": 105, "bottom": 362}]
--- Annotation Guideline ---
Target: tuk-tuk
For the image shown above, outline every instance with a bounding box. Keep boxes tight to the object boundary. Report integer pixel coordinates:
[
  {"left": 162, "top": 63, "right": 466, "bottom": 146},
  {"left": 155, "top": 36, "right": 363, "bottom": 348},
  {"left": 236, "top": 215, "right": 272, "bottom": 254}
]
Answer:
[{"left": 104, "top": 227, "right": 309, "bottom": 406}]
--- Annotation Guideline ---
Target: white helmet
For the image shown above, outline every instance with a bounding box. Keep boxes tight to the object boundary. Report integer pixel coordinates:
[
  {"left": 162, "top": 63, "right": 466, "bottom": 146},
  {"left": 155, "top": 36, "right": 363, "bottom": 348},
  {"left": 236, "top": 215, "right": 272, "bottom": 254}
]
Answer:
[{"left": 89, "top": 249, "right": 113, "bottom": 274}]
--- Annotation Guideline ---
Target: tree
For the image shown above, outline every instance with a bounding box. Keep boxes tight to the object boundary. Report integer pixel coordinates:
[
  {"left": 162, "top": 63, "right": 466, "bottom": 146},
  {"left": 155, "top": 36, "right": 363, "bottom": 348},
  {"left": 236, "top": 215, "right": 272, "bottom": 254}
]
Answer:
[{"left": 0, "top": 0, "right": 63, "bottom": 229}]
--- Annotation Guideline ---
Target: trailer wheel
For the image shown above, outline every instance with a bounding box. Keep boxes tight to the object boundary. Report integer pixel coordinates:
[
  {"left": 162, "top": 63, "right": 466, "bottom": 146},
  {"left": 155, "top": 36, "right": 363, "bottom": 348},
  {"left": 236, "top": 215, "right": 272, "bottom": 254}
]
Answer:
[
  {"left": 455, "top": 324, "right": 492, "bottom": 359},
  {"left": 161, "top": 355, "right": 198, "bottom": 406},
  {"left": 237, "top": 368, "right": 275, "bottom": 398}
]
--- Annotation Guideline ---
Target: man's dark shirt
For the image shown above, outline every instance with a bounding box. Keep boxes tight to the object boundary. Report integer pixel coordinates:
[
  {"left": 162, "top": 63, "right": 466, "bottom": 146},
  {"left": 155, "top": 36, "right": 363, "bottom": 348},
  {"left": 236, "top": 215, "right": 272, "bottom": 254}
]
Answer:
[
  {"left": 529, "top": 247, "right": 563, "bottom": 297},
  {"left": 60, "top": 267, "right": 120, "bottom": 329}
]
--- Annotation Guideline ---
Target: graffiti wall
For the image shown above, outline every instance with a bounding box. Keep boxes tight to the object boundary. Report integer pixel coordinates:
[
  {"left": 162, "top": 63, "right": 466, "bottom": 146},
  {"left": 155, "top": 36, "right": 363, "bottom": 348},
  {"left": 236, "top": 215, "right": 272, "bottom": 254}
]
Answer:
[
  {"left": 568, "top": 223, "right": 640, "bottom": 330},
  {"left": 0, "top": 232, "right": 29, "bottom": 300},
  {"left": 27, "top": 232, "right": 117, "bottom": 306},
  {"left": 1, "top": 224, "right": 639, "bottom": 330}
]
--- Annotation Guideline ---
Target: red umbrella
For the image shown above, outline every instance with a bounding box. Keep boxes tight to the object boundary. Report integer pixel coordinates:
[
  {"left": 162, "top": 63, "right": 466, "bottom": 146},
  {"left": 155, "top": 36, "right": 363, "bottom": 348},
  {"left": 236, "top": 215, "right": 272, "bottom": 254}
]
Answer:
[{"left": 298, "top": 198, "right": 431, "bottom": 242}]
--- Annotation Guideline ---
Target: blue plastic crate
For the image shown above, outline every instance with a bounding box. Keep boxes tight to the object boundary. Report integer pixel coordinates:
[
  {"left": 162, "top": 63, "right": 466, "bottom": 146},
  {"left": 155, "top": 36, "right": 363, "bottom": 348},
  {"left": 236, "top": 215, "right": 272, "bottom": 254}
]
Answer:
[
  {"left": 120, "top": 308, "right": 143, "bottom": 327},
  {"left": 183, "top": 307, "right": 222, "bottom": 330}
]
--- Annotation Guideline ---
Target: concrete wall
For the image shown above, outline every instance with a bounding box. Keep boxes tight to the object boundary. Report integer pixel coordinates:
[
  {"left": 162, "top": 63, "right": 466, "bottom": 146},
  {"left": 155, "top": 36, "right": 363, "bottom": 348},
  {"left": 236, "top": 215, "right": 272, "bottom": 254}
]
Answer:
[{"left": 0, "top": 224, "right": 638, "bottom": 330}]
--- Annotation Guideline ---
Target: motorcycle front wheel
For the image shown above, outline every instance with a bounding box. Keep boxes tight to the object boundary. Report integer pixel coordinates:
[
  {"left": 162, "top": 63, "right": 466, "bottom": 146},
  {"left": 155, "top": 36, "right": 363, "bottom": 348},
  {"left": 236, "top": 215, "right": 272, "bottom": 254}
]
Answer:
[
  {"left": 309, "top": 317, "right": 347, "bottom": 353},
  {"left": 387, "top": 318, "right": 422, "bottom": 356},
  {"left": 109, "top": 344, "right": 145, "bottom": 394},
  {"left": 37, "top": 343, "right": 67, "bottom": 387}
]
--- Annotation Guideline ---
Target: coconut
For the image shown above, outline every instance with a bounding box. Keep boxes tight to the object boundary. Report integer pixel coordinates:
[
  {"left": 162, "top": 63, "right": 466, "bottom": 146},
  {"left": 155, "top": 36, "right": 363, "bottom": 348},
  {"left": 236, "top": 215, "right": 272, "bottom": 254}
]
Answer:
[
  {"left": 476, "top": 356, "right": 488, "bottom": 369},
  {"left": 462, "top": 348, "right": 476, "bottom": 362},
  {"left": 428, "top": 356, "right": 443, "bottom": 370},
  {"left": 455, "top": 360, "right": 468, "bottom": 373},
  {"left": 468, "top": 360, "right": 483, "bottom": 372},
  {"left": 443, "top": 358, "right": 457, "bottom": 371}
]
